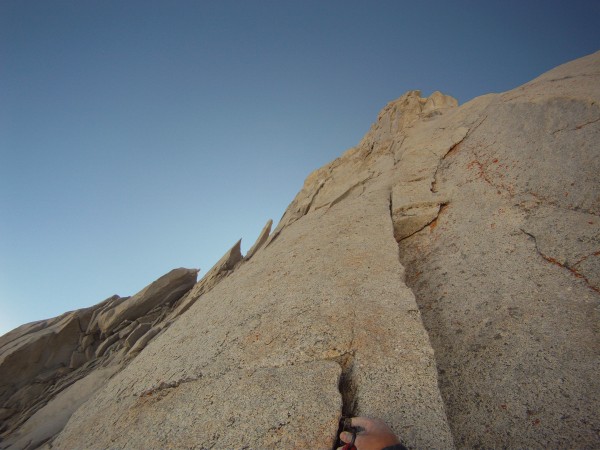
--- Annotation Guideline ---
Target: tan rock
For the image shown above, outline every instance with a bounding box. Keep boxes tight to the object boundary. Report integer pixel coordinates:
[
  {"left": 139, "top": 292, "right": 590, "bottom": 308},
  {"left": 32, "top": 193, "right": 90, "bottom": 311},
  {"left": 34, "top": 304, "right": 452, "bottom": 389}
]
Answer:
[
  {"left": 80, "top": 334, "right": 95, "bottom": 351},
  {"left": 0, "top": 367, "right": 118, "bottom": 450},
  {"left": 391, "top": 181, "right": 447, "bottom": 242},
  {"left": 5, "top": 51, "right": 600, "bottom": 450},
  {"left": 396, "top": 52, "right": 600, "bottom": 447},
  {"left": 0, "top": 269, "right": 201, "bottom": 446},
  {"left": 85, "top": 295, "right": 126, "bottom": 334},
  {"left": 124, "top": 323, "right": 152, "bottom": 349},
  {"left": 52, "top": 166, "right": 454, "bottom": 449},
  {"left": 0, "top": 311, "right": 81, "bottom": 405},
  {"left": 422, "top": 90, "right": 459, "bottom": 116},
  {"left": 84, "top": 345, "right": 96, "bottom": 361},
  {"left": 55, "top": 362, "right": 341, "bottom": 449},
  {"left": 245, "top": 219, "right": 272, "bottom": 260},
  {"left": 69, "top": 351, "right": 86, "bottom": 370},
  {"left": 117, "top": 320, "right": 138, "bottom": 339},
  {"left": 127, "top": 326, "right": 162, "bottom": 355},
  {"left": 96, "top": 268, "right": 198, "bottom": 333},
  {"left": 168, "top": 240, "right": 242, "bottom": 320},
  {"left": 4, "top": 383, "right": 46, "bottom": 414},
  {"left": 94, "top": 333, "right": 120, "bottom": 358}
]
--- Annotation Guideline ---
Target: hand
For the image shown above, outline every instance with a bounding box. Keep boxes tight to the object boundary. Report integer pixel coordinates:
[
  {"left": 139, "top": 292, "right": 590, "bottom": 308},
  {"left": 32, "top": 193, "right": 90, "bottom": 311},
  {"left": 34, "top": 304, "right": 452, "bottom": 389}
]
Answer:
[{"left": 338, "top": 417, "right": 402, "bottom": 450}]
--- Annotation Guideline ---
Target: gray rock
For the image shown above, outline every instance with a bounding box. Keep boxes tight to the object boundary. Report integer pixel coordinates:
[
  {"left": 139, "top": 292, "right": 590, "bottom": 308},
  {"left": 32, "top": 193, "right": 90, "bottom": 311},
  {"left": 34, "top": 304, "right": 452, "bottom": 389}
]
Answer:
[{"left": 521, "top": 205, "right": 600, "bottom": 291}]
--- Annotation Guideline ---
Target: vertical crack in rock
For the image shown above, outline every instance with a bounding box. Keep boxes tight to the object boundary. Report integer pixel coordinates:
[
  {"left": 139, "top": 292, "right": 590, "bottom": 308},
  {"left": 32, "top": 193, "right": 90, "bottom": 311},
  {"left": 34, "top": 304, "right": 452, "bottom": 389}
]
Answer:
[
  {"left": 390, "top": 126, "right": 466, "bottom": 243},
  {"left": 387, "top": 187, "right": 456, "bottom": 446},
  {"left": 331, "top": 303, "right": 358, "bottom": 450},
  {"left": 388, "top": 190, "right": 394, "bottom": 220},
  {"left": 331, "top": 353, "right": 358, "bottom": 450},
  {"left": 520, "top": 229, "right": 600, "bottom": 293},
  {"left": 337, "top": 354, "right": 358, "bottom": 417},
  {"left": 391, "top": 135, "right": 406, "bottom": 166}
]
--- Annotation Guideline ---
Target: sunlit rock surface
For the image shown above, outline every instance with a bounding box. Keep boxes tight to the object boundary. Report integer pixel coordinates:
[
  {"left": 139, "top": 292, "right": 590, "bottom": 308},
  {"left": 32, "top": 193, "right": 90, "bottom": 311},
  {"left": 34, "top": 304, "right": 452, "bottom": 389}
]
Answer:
[{"left": 1, "top": 51, "right": 598, "bottom": 449}]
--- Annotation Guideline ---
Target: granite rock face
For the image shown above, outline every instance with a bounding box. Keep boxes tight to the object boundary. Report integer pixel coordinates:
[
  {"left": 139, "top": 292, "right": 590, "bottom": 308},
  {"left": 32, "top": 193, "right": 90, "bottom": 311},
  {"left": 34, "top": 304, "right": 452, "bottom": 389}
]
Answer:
[
  {"left": 0, "top": 268, "right": 200, "bottom": 449},
  {"left": 395, "top": 53, "right": 600, "bottom": 448},
  {"left": 95, "top": 268, "right": 198, "bottom": 334},
  {"left": 1, "top": 51, "right": 599, "bottom": 449}
]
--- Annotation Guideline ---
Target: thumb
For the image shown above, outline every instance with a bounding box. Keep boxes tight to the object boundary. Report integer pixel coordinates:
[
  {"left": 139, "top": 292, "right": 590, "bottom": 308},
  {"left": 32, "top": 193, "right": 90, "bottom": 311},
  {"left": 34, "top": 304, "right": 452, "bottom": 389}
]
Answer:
[{"left": 339, "top": 431, "right": 353, "bottom": 443}]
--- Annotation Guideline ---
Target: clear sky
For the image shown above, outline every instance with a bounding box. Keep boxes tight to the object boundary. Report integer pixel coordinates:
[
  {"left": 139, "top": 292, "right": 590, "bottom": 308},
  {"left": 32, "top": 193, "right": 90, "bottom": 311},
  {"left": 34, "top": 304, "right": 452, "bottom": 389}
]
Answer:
[{"left": 1, "top": 1, "right": 599, "bottom": 336}]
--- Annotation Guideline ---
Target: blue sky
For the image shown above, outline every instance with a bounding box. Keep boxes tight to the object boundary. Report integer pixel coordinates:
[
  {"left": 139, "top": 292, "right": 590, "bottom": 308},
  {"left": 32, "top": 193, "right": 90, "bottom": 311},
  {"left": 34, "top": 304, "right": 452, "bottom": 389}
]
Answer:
[{"left": 1, "top": 0, "right": 599, "bottom": 336}]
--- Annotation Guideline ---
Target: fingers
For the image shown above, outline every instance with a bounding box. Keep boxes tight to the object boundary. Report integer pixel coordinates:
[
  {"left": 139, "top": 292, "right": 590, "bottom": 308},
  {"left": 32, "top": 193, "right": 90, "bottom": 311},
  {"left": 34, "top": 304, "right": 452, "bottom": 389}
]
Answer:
[
  {"left": 350, "top": 416, "right": 375, "bottom": 430},
  {"left": 339, "top": 431, "right": 353, "bottom": 443}
]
